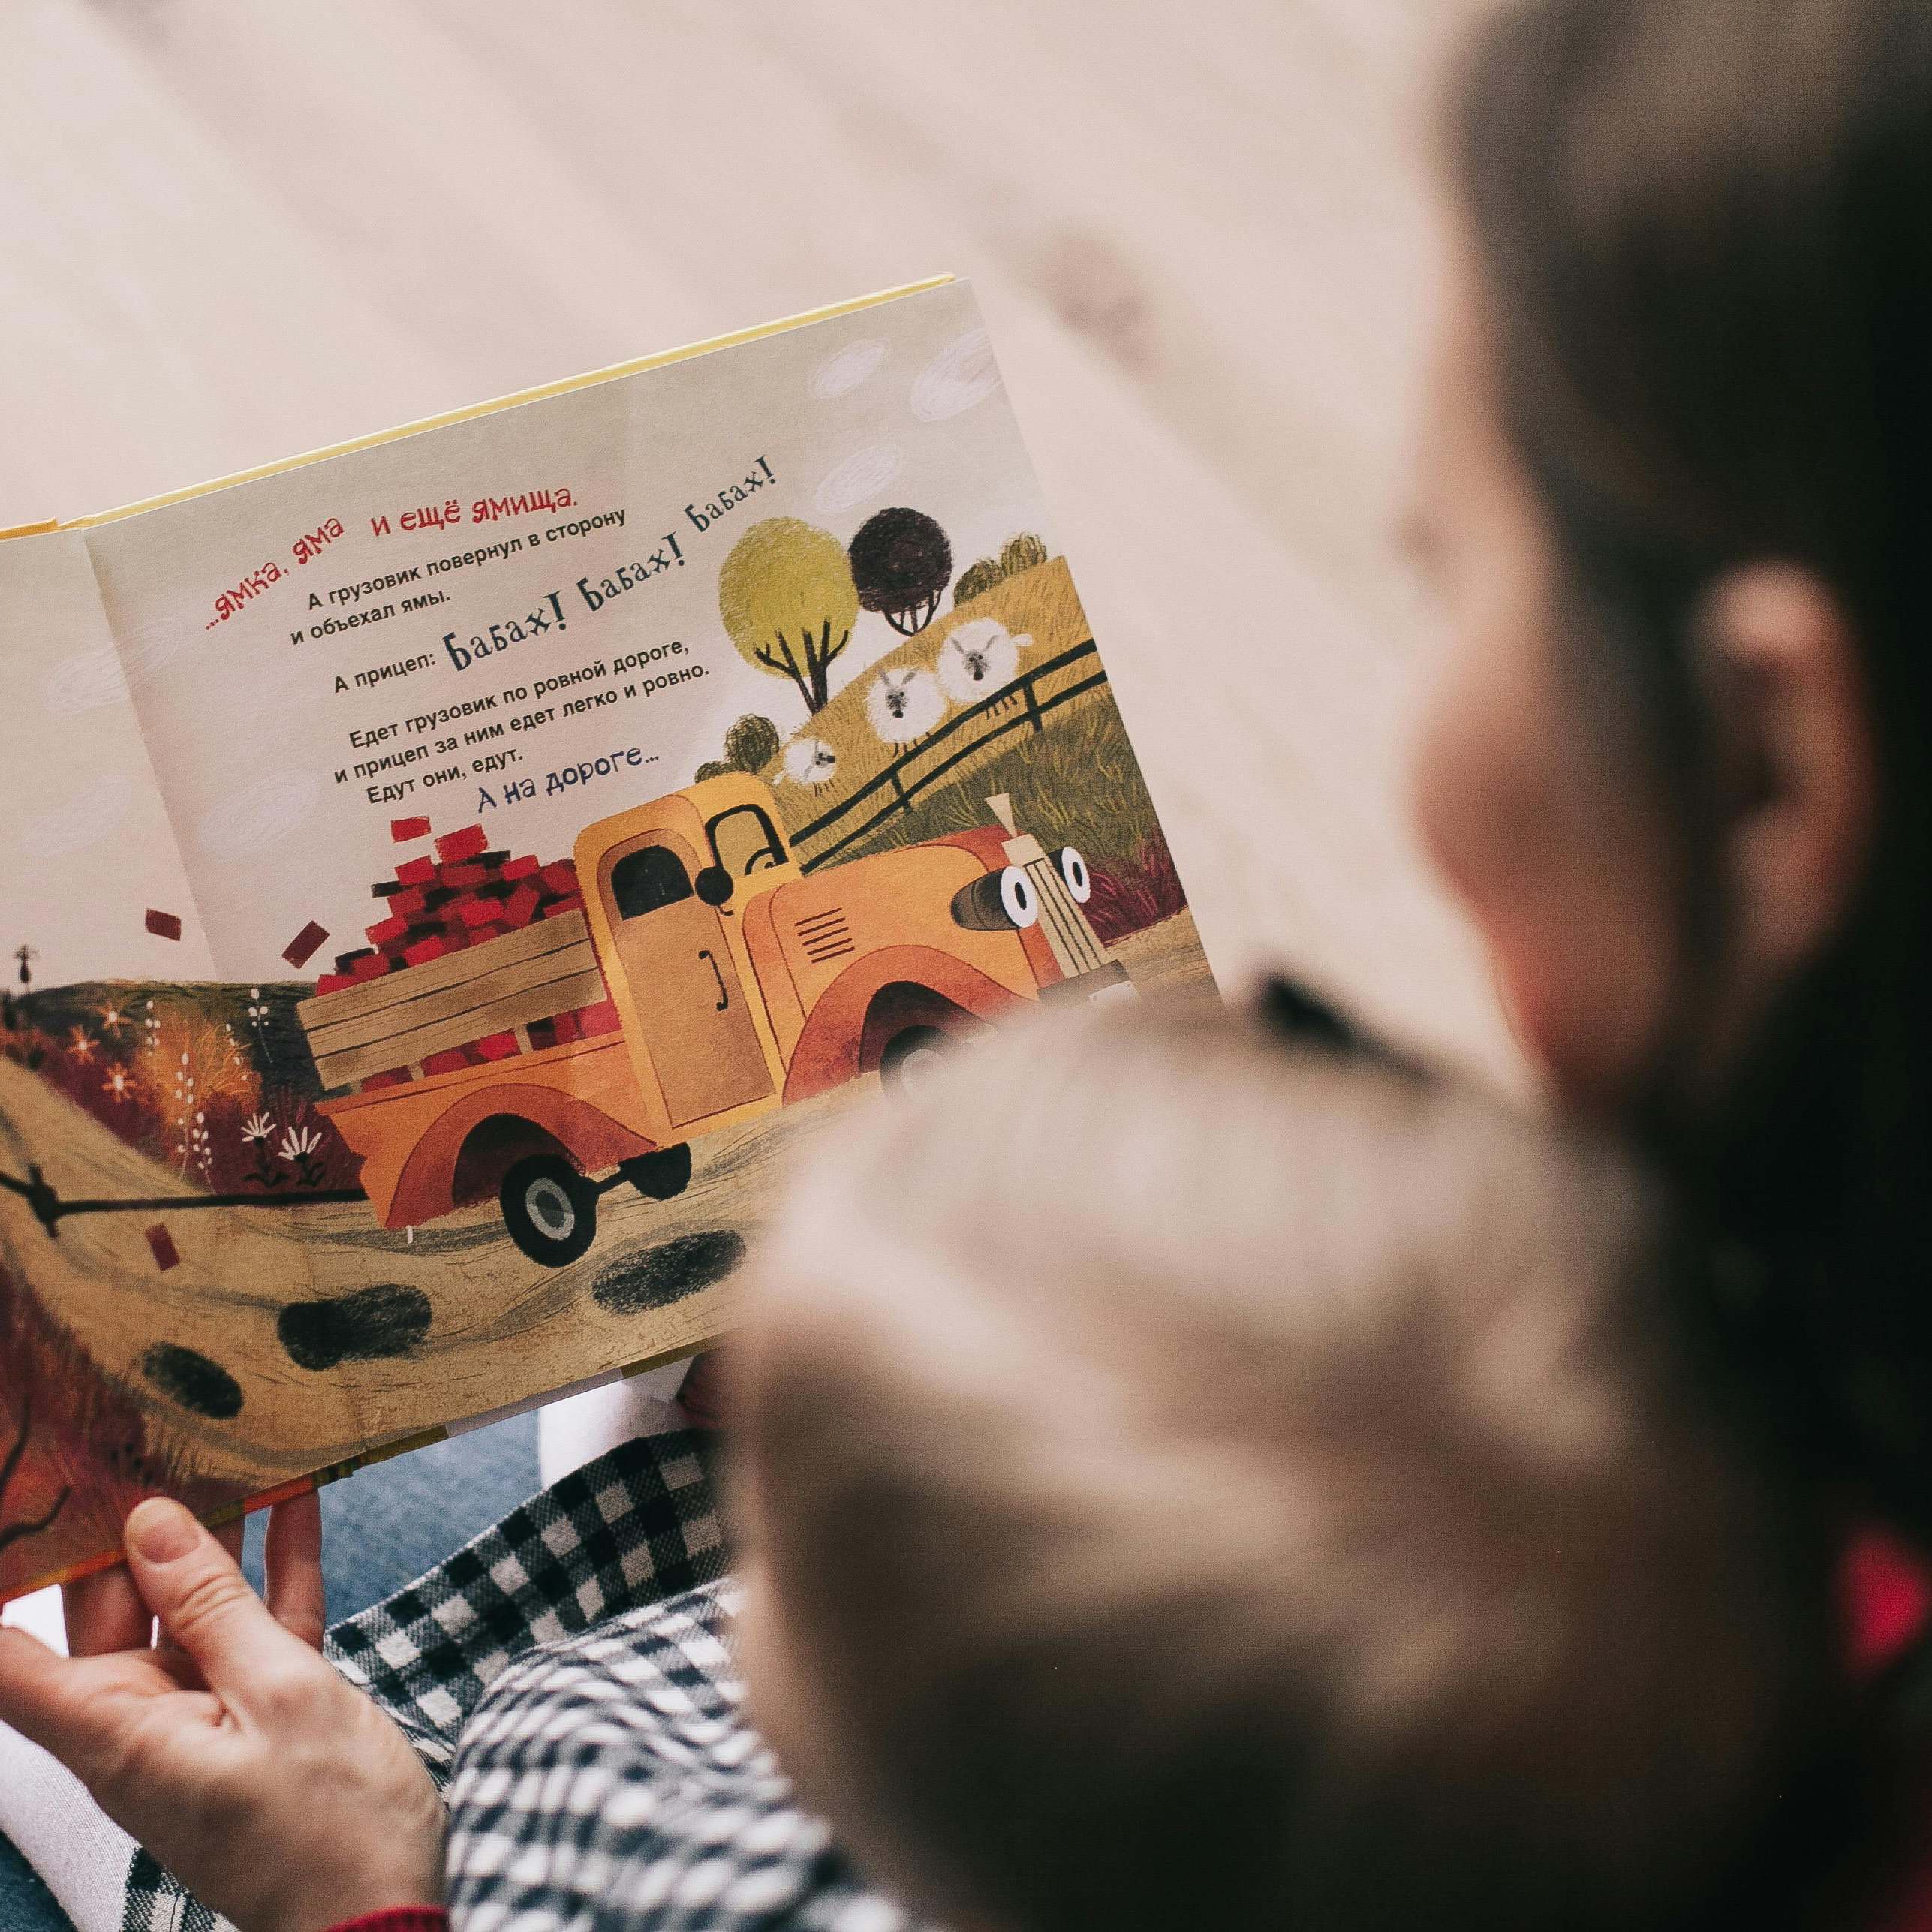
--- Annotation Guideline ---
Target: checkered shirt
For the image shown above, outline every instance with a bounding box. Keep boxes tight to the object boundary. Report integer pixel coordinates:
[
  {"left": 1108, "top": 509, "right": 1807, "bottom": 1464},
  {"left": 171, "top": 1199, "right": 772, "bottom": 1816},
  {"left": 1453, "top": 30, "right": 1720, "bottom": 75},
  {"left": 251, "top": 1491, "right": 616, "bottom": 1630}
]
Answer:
[
  {"left": 441, "top": 1578, "right": 925, "bottom": 1930},
  {"left": 118, "top": 1429, "right": 917, "bottom": 1931}
]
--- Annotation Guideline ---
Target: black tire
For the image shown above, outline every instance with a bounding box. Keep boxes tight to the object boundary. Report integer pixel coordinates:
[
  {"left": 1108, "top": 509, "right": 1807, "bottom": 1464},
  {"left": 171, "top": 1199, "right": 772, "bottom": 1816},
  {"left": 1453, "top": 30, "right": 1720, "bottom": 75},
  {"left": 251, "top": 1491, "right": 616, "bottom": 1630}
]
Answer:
[
  {"left": 621, "top": 1142, "right": 694, "bottom": 1202},
  {"left": 501, "top": 1154, "right": 598, "bottom": 1268},
  {"left": 878, "top": 1025, "right": 957, "bottom": 1099}
]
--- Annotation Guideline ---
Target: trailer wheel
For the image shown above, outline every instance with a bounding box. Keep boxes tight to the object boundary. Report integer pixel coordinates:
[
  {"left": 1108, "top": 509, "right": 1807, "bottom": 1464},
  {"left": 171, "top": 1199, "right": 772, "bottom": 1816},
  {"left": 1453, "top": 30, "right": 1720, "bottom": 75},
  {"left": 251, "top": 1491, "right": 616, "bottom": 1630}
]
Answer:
[
  {"left": 879, "top": 1025, "right": 957, "bottom": 1099},
  {"left": 501, "top": 1154, "right": 597, "bottom": 1268},
  {"left": 621, "top": 1143, "right": 694, "bottom": 1202}
]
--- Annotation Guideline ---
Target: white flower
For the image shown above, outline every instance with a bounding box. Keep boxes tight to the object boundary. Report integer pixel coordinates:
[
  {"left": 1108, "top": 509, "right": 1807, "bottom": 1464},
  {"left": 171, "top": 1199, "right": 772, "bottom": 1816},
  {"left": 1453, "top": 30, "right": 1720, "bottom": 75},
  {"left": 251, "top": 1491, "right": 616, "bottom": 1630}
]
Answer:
[
  {"left": 278, "top": 1125, "right": 324, "bottom": 1163},
  {"left": 242, "top": 1112, "right": 273, "bottom": 1143}
]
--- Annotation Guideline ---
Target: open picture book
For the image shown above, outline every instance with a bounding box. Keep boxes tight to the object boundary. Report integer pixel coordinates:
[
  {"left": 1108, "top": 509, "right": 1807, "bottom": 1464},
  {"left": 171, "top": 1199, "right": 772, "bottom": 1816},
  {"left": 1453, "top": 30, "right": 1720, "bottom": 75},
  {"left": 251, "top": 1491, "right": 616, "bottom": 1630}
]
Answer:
[{"left": 0, "top": 275, "right": 1213, "bottom": 1603}]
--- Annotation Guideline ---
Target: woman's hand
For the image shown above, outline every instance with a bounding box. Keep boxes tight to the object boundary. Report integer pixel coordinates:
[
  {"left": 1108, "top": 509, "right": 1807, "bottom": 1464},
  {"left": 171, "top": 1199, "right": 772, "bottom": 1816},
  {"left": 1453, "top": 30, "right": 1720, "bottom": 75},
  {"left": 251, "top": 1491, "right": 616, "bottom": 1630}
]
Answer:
[{"left": 0, "top": 1492, "right": 444, "bottom": 1932}]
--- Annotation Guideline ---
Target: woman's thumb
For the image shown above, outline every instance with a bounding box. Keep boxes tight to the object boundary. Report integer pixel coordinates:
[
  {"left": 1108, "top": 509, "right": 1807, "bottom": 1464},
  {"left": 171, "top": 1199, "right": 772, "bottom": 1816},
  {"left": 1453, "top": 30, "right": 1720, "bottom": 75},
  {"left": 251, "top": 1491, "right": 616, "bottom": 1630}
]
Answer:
[{"left": 125, "top": 1500, "right": 293, "bottom": 1689}]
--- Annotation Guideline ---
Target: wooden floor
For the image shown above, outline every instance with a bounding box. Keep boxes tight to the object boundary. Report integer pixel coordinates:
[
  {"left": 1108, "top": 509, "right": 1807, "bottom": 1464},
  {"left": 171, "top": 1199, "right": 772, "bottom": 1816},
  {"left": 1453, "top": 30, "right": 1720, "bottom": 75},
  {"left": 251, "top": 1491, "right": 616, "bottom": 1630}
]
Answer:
[{"left": 0, "top": 0, "right": 1512, "bottom": 1077}]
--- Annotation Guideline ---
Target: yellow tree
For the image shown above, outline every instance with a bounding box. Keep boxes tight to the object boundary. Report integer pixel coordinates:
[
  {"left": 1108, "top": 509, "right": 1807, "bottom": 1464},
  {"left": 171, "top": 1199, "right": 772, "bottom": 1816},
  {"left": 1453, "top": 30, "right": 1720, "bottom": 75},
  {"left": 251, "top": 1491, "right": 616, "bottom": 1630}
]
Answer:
[{"left": 718, "top": 518, "right": 860, "bottom": 715}]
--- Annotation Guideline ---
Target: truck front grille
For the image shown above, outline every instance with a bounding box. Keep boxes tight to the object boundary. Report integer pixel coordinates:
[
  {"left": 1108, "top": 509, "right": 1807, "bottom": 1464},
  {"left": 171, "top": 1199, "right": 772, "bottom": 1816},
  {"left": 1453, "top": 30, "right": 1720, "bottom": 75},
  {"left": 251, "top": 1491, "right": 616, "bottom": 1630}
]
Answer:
[{"left": 1025, "top": 859, "right": 1109, "bottom": 979}]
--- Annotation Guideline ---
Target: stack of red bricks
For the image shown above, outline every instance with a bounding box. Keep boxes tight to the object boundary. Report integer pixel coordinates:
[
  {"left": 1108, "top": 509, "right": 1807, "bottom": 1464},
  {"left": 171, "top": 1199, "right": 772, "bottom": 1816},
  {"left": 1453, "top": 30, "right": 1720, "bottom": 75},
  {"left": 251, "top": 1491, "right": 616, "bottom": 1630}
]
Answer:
[{"left": 314, "top": 817, "right": 619, "bottom": 1088}]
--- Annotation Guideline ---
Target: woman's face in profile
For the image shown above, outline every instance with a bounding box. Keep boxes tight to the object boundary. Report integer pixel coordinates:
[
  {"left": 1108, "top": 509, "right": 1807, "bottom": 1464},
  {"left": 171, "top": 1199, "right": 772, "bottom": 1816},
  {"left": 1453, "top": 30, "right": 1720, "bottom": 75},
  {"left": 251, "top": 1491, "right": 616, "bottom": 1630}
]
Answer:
[{"left": 1404, "top": 238, "right": 1676, "bottom": 1111}]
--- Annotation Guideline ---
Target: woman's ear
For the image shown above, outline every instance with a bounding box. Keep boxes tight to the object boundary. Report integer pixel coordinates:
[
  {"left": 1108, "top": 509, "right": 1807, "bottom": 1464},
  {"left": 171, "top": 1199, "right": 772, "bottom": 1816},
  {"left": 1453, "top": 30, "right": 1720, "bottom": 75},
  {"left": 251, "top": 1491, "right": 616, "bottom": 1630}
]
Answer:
[{"left": 1699, "top": 564, "right": 1875, "bottom": 977}]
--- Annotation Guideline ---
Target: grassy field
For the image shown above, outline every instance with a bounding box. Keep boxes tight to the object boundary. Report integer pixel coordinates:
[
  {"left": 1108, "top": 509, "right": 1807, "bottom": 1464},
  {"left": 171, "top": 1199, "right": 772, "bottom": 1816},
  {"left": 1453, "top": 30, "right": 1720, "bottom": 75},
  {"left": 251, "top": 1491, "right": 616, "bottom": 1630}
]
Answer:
[
  {"left": 760, "top": 555, "right": 1095, "bottom": 829},
  {"left": 754, "top": 553, "right": 1191, "bottom": 942},
  {"left": 841, "top": 687, "right": 1186, "bottom": 940}
]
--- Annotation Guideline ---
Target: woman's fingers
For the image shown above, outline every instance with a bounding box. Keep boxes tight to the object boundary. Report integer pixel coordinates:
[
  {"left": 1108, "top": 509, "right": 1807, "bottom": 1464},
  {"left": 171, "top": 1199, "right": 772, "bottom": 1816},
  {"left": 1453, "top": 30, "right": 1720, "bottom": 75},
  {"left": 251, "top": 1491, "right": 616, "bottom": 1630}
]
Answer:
[
  {"left": 263, "top": 1490, "right": 326, "bottom": 1650},
  {"left": 62, "top": 1510, "right": 248, "bottom": 1657},
  {"left": 0, "top": 1624, "right": 84, "bottom": 1750},
  {"left": 62, "top": 1563, "right": 151, "bottom": 1657},
  {"left": 122, "top": 1500, "right": 310, "bottom": 1698},
  {"left": 0, "top": 1628, "right": 201, "bottom": 1777}
]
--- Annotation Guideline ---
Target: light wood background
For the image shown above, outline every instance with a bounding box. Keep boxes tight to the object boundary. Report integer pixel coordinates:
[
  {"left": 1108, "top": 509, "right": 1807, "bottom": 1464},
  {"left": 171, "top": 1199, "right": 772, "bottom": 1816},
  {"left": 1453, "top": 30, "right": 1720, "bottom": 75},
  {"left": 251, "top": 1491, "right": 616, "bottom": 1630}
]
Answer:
[{"left": 0, "top": 0, "right": 1514, "bottom": 1079}]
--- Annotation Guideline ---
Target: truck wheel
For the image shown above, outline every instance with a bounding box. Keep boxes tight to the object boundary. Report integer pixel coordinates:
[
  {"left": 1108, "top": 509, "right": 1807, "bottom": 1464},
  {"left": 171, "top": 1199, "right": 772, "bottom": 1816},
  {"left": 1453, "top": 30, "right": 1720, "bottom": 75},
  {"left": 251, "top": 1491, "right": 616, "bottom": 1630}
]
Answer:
[
  {"left": 879, "top": 1025, "right": 956, "bottom": 1099},
  {"left": 621, "top": 1143, "right": 693, "bottom": 1202},
  {"left": 501, "top": 1154, "right": 597, "bottom": 1268}
]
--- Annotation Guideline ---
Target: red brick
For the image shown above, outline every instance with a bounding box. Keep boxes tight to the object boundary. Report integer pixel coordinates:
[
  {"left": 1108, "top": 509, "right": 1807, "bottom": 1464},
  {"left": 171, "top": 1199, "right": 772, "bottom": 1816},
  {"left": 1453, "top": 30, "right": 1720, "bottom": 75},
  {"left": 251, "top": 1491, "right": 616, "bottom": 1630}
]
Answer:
[
  {"left": 281, "top": 919, "right": 329, "bottom": 969},
  {"left": 395, "top": 856, "right": 435, "bottom": 886},
  {"left": 314, "top": 972, "right": 354, "bottom": 995},
  {"left": 366, "top": 915, "right": 410, "bottom": 946},
  {"left": 421, "top": 1046, "right": 474, "bottom": 1076},
  {"left": 441, "top": 862, "right": 491, "bottom": 889},
  {"left": 387, "top": 886, "right": 426, "bottom": 919},
  {"left": 435, "top": 825, "right": 489, "bottom": 864},
  {"left": 402, "top": 934, "right": 449, "bottom": 967},
  {"left": 390, "top": 815, "right": 431, "bottom": 842},
  {"left": 540, "top": 861, "right": 579, "bottom": 895},
  {"left": 360, "top": 1069, "right": 410, "bottom": 1091},
  {"left": 577, "top": 999, "right": 621, "bottom": 1037},
  {"left": 501, "top": 855, "right": 540, "bottom": 881},
  {"left": 145, "top": 908, "right": 184, "bottom": 941},
  {"left": 541, "top": 894, "right": 585, "bottom": 919},
  {"left": 502, "top": 883, "right": 540, "bottom": 928},
  {"left": 456, "top": 897, "right": 501, "bottom": 928},
  {"left": 549, "top": 1011, "right": 581, "bottom": 1043},
  {"left": 351, "top": 952, "right": 391, "bottom": 980},
  {"left": 145, "top": 1224, "right": 180, "bottom": 1271},
  {"left": 474, "top": 1031, "right": 520, "bottom": 1061},
  {"left": 465, "top": 922, "right": 507, "bottom": 947}
]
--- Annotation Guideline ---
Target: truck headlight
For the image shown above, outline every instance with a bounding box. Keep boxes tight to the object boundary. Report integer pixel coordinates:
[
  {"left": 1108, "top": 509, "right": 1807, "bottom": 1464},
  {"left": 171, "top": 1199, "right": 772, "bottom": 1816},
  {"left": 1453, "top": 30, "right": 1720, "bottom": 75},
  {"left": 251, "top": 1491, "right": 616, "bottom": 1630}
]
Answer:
[
  {"left": 952, "top": 865, "right": 1040, "bottom": 931},
  {"left": 1053, "top": 847, "right": 1092, "bottom": 904}
]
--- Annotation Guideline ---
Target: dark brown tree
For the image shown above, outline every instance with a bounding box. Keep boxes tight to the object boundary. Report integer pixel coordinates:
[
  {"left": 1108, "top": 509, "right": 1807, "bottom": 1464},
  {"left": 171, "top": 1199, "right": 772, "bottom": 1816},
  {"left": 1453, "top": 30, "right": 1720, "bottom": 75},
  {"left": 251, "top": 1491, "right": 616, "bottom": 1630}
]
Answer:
[{"left": 848, "top": 507, "right": 952, "bottom": 636}]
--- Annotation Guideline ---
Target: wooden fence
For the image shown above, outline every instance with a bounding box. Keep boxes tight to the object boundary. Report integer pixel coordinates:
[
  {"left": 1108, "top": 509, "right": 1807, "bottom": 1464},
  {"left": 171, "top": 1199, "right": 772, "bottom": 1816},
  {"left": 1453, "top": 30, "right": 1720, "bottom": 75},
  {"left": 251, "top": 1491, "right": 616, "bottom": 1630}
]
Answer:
[{"left": 788, "top": 640, "right": 1107, "bottom": 872}]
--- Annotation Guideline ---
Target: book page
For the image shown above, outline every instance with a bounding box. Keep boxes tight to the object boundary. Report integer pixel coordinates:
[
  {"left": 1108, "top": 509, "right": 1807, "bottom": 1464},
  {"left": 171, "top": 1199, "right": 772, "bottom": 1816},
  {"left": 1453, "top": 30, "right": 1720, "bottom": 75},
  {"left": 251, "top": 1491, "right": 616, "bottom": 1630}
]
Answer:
[
  {"left": 0, "top": 280, "right": 1212, "bottom": 1598},
  {"left": 0, "top": 531, "right": 358, "bottom": 1589}
]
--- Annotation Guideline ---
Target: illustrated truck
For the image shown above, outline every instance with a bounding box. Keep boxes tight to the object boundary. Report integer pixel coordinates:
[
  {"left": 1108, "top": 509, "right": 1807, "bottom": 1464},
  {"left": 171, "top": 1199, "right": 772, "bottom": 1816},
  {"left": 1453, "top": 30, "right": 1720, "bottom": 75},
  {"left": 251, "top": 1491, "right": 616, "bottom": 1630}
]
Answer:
[{"left": 299, "top": 772, "right": 1127, "bottom": 1265}]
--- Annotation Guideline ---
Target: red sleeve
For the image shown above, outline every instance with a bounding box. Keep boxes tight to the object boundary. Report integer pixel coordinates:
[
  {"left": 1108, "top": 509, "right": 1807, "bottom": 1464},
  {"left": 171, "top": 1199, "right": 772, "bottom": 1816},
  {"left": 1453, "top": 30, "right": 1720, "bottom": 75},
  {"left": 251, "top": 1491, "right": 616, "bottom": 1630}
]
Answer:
[{"left": 320, "top": 1911, "right": 448, "bottom": 1932}]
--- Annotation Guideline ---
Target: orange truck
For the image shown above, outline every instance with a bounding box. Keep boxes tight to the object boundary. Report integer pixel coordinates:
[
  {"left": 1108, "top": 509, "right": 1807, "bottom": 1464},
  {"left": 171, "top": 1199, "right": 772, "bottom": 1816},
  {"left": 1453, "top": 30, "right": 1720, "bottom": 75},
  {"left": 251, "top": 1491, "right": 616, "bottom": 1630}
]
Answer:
[{"left": 299, "top": 772, "right": 1127, "bottom": 1265}]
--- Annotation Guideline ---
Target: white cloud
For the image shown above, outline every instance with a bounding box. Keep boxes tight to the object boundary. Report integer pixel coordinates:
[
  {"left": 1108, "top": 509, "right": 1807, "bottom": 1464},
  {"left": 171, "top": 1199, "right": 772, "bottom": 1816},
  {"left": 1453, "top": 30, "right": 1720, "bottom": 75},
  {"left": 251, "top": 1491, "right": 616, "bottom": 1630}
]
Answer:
[
  {"left": 808, "top": 335, "right": 889, "bottom": 401},
  {"left": 197, "top": 769, "right": 323, "bottom": 862},
  {"left": 814, "top": 444, "right": 904, "bottom": 516},
  {"left": 910, "top": 328, "right": 1001, "bottom": 422},
  {"left": 18, "top": 771, "right": 136, "bottom": 857},
  {"left": 42, "top": 615, "right": 196, "bottom": 715}
]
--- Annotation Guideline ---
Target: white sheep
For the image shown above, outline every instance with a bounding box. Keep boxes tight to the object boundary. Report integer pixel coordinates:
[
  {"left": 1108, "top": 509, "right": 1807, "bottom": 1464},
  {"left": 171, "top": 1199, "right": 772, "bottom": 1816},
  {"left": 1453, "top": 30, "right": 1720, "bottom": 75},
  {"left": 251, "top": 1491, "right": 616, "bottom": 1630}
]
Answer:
[
  {"left": 866, "top": 665, "right": 947, "bottom": 745},
  {"left": 937, "top": 617, "right": 1031, "bottom": 706},
  {"left": 781, "top": 735, "right": 839, "bottom": 788}
]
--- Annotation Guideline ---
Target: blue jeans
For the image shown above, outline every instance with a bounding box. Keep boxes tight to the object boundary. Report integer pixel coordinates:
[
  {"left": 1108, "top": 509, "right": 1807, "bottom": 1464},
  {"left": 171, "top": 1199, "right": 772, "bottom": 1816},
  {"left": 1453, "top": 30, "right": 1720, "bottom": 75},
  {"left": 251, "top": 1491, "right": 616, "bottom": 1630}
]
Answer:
[{"left": 0, "top": 1414, "right": 540, "bottom": 1931}]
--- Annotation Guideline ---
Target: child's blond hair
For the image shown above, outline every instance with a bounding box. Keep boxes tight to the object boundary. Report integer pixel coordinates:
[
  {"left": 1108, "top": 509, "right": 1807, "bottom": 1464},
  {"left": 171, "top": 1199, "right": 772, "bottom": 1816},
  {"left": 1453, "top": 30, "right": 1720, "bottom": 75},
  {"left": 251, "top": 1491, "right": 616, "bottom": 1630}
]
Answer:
[{"left": 743, "top": 998, "right": 1853, "bottom": 1932}]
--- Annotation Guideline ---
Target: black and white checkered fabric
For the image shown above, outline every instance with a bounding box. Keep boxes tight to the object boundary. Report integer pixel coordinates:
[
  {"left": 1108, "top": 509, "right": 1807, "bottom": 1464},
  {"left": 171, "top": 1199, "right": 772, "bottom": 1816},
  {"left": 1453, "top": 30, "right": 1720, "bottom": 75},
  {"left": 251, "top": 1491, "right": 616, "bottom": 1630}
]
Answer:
[
  {"left": 121, "top": 1426, "right": 826, "bottom": 1932},
  {"left": 442, "top": 1578, "right": 927, "bottom": 1931}
]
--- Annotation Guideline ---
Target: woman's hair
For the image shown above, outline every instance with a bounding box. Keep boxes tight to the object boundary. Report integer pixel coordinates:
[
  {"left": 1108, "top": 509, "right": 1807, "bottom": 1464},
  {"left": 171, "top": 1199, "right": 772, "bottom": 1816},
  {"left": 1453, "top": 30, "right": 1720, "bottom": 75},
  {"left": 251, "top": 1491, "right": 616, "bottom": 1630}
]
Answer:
[
  {"left": 744, "top": 1003, "right": 1857, "bottom": 1932},
  {"left": 1449, "top": 0, "right": 1932, "bottom": 1546}
]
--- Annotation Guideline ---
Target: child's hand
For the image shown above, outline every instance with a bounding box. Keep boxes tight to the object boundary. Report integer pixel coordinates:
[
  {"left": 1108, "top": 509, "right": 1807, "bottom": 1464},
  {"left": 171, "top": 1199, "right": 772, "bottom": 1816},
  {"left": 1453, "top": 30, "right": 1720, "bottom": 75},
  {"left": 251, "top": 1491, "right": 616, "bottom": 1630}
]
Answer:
[{"left": 0, "top": 1492, "right": 444, "bottom": 1932}]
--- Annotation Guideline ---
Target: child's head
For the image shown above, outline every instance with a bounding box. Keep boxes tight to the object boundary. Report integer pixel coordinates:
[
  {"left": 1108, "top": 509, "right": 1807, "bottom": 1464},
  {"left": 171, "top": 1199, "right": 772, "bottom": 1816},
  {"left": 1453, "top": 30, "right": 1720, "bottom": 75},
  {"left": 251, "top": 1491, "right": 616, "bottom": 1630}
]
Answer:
[{"left": 735, "top": 1000, "right": 1852, "bottom": 1932}]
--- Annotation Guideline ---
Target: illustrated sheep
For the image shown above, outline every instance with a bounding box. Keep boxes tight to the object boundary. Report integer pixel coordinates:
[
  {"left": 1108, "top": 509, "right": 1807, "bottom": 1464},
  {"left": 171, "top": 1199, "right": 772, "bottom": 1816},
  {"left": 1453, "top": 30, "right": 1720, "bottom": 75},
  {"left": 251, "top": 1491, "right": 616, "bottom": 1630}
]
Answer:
[
  {"left": 937, "top": 616, "right": 1031, "bottom": 706},
  {"left": 867, "top": 665, "right": 947, "bottom": 745},
  {"left": 780, "top": 735, "right": 840, "bottom": 789}
]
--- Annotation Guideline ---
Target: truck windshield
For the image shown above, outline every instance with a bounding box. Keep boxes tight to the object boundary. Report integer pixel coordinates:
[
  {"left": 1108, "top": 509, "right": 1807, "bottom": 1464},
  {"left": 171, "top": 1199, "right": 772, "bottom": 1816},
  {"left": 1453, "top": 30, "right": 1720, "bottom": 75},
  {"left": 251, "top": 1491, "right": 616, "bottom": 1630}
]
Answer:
[{"left": 708, "top": 805, "right": 787, "bottom": 877}]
